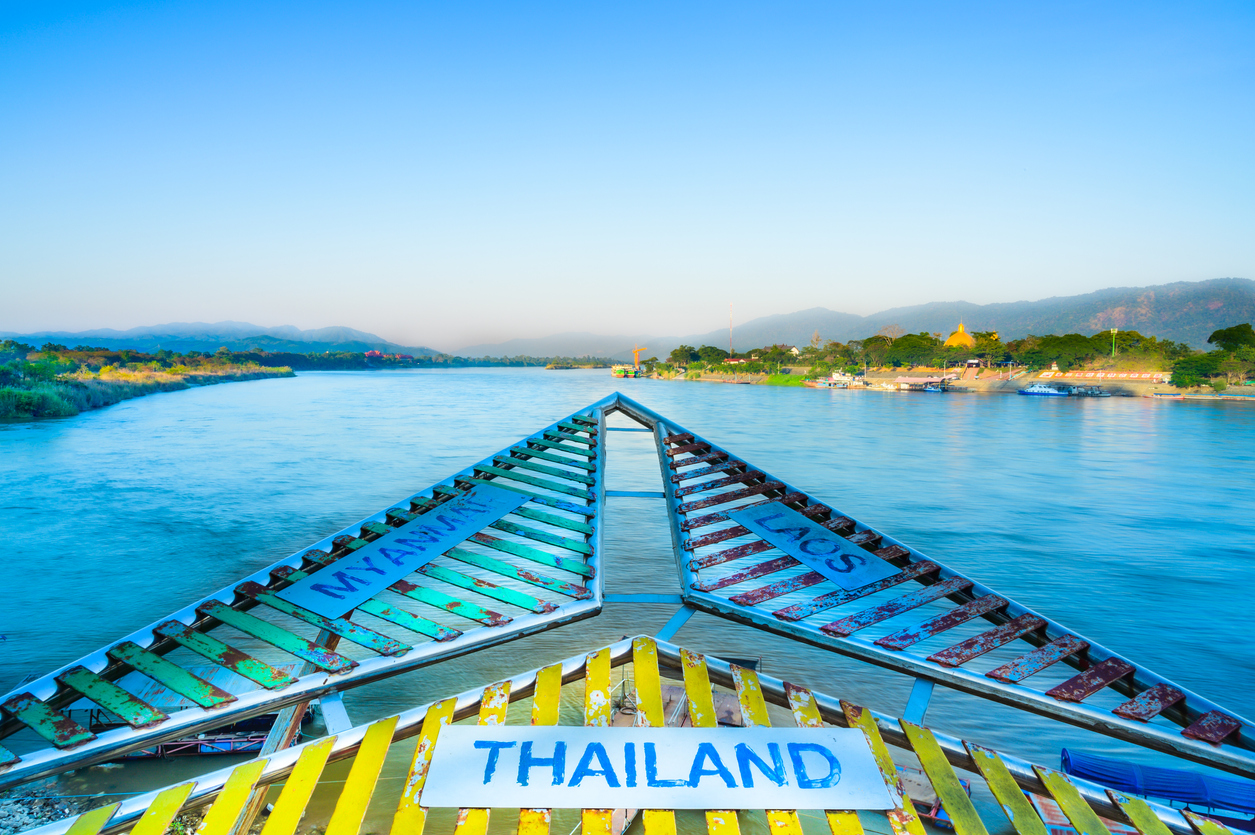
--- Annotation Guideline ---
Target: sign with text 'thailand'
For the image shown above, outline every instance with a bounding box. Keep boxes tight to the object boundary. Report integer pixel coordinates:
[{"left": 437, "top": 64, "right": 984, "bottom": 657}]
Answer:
[
  {"left": 726, "top": 503, "right": 899, "bottom": 590},
  {"left": 276, "top": 484, "right": 528, "bottom": 618},
  {"left": 420, "top": 727, "right": 896, "bottom": 810}
]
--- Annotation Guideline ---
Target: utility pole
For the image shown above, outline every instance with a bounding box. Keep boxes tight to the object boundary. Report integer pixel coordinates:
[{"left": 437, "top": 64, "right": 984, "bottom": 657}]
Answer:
[
  {"left": 729, "top": 303, "right": 733, "bottom": 359},
  {"left": 1111, "top": 328, "right": 1118, "bottom": 358}
]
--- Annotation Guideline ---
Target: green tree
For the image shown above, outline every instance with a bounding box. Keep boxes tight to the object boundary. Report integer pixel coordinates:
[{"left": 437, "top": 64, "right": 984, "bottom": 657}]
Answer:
[
  {"left": 1207, "top": 323, "right": 1255, "bottom": 353},
  {"left": 668, "top": 345, "right": 698, "bottom": 364},
  {"left": 697, "top": 345, "right": 729, "bottom": 363}
]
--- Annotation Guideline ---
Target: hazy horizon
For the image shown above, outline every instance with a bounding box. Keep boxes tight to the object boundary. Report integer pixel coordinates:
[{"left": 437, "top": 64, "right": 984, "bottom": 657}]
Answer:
[{"left": 3, "top": 2, "right": 1252, "bottom": 348}]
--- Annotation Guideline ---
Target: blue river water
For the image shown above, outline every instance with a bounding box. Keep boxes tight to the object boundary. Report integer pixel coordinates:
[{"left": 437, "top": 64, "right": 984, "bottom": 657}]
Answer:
[{"left": 1, "top": 369, "right": 1252, "bottom": 825}]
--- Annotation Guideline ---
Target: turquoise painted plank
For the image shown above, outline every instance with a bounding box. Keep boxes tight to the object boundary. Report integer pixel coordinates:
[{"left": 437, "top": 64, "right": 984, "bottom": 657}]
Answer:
[
  {"left": 57, "top": 667, "right": 167, "bottom": 728},
  {"left": 523, "top": 437, "right": 597, "bottom": 459},
  {"left": 390, "top": 579, "right": 513, "bottom": 626},
  {"left": 508, "top": 445, "right": 596, "bottom": 472},
  {"left": 107, "top": 642, "right": 237, "bottom": 708},
  {"left": 470, "top": 531, "right": 596, "bottom": 578},
  {"left": 557, "top": 420, "right": 597, "bottom": 434},
  {"left": 236, "top": 582, "right": 411, "bottom": 656},
  {"left": 490, "top": 455, "right": 596, "bottom": 485},
  {"left": 417, "top": 563, "right": 556, "bottom": 614},
  {"left": 198, "top": 600, "right": 356, "bottom": 673},
  {"left": 0, "top": 693, "right": 95, "bottom": 748},
  {"left": 510, "top": 506, "right": 595, "bottom": 535},
  {"left": 445, "top": 546, "right": 592, "bottom": 599},
  {"left": 471, "top": 464, "right": 594, "bottom": 498},
  {"left": 544, "top": 430, "right": 596, "bottom": 447},
  {"left": 489, "top": 518, "right": 593, "bottom": 555},
  {"left": 153, "top": 621, "right": 297, "bottom": 690},
  {"left": 459, "top": 477, "right": 596, "bottom": 515}
]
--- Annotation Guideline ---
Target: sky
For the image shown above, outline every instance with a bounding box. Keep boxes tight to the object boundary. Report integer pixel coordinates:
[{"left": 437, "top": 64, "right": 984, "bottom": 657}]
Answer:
[{"left": 2, "top": 2, "right": 1253, "bottom": 352}]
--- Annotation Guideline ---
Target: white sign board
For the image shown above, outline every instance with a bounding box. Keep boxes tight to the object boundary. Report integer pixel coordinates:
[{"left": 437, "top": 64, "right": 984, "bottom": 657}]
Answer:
[
  {"left": 276, "top": 484, "right": 528, "bottom": 618},
  {"left": 727, "top": 503, "right": 899, "bottom": 590},
  {"left": 421, "top": 727, "right": 896, "bottom": 810}
]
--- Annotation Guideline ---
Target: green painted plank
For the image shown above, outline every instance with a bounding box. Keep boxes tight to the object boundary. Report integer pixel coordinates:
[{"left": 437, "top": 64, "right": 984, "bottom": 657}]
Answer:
[
  {"left": 490, "top": 455, "right": 596, "bottom": 485},
  {"left": 459, "top": 477, "right": 596, "bottom": 515},
  {"left": 390, "top": 579, "right": 513, "bottom": 626},
  {"left": 1183, "top": 811, "right": 1236, "bottom": 835},
  {"left": 446, "top": 547, "right": 592, "bottom": 599},
  {"left": 237, "top": 581, "right": 411, "bottom": 656},
  {"left": 0, "top": 744, "right": 18, "bottom": 767},
  {"left": 153, "top": 621, "right": 297, "bottom": 690},
  {"left": 1105, "top": 791, "right": 1174, "bottom": 835},
  {"left": 273, "top": 565, "right": 461, "bottom": 642},
  {"left": 489, "top": 518, "right": 593, "bottom": 555},
  {"left": 544, "top": 429, "right": 596, "bottom": 447},
  {"left": 965, "top": 744, "right": 1049, "bottom": 835},
  {"left": 900, "top": 720, "right": 987, "bottom": 835},
  {"left": 557, "top": 420, "right": 597, "bottom": 434},
  {"left": 107, "top": 641, "right": 237, "bottom": 708},
  {"left": 64, "top": 802, "right": 119, "bottom": 835},
  {"left": 524, "top": 437, "right": 597, "bottom": 458},
  {"left": 0, "top": 693, "right": 95, "bottom": 747},
  {"left": 361, "top": 521, "right": 391, "bottom": 537},
  {"left": 198, "top": 600, "right": 357, "bottom": 673},
  {"left": 472, "top": 464, "right": 594, "bottom": 498},
  {"left": 57, "top": 667, "right": 167, "bottom": 728},
  {"left": 508, "top": 446, "right": 596, "bottom": 472},
  {"left": 511, "top": 505, "right": 595, "bottom": 535},
  {"left": 417, "top": 563, "right": 556, "bottom": 614},
  {"left": 470, "top": 531, "right": 596, "bottom": 577},
  {"left": 1034, "top": 766, "right": 1112, "bottom": 835}
]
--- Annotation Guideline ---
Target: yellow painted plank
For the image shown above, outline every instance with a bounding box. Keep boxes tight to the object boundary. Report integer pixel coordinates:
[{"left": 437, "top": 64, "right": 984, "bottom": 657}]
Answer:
[
  {"left": 391, "top": 697, "right": 458, "bottom": 835},
  {"left": 1183, "top": 811, "right": 1236, "bottom": 835},
  {"left": 519, "top": 664, "right": 565, "bottom": 835},
  {"left": 898, "top": 721, "right": 987, "bottom": 835},
  {"left": 63, "top": 802, "right": 119, "bottom": 835},
  {"left": 129, "top": 782, "right": 195, "bottom": 835},
  {"left": 1033, "top": 766, "right": 1112, "bottom": 835},
  {"left": 583, "top": 650, "right": 615, "bottom": 834},
  {"left": 632, "top": 636, "right": 666, "bottom": 728},
  {"left": 632, "top": 639, "right": 678, "bottom": 835},
  {"left": 680, "top": 648, "right": 717, "bottom": 729},
  {"left": 197, "top": 759, "right": 269, "bottom": 835},
  {"left": 583, "top": 808, "right": 615, "bottom": 835},
  {"left": 1105, "top": 791, "right": 1173, "bottom": 835},
  {"left": 730, "top": 665, "right": 802, "bottom": 835},
  {"left": 841, "top": 701, "right": 925, "bottom": 835},
  {"left": 964, "top": 744, "right": 1048, "bottom": 835},
  {"left": 326, "top": 716, "right": 400, "bottom": 835},
  {"left": 455, "top": 681, "right": 515, "bottom": 835},
  {"left": 519, "top": 808, "right": 554, "bottom": 835},
  {"left": 784, "top": 684, "right": 864, "bottom": 835},
  {"left": 260, "top": 736, "right": 338, "bottom": 835}
]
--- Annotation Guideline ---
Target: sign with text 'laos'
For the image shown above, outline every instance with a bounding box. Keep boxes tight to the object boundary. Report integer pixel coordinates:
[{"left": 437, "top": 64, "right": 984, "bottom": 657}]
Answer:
[
  {"left": 726, "top": 503, "right": 899, "bottom": 590},
  {"left": 420, "top": 727, "right": 895, "bottom": 809},
  {"left": 277, "top": 484, "right": 529, "bottom": 618}
]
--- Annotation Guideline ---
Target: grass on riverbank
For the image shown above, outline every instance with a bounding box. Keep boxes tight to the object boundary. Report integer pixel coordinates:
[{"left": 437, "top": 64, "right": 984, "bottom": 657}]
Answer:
[
  {"left": 763, "top": 374, "right": 805, "bottom": 386},
  {"left": 0, "top": 366, "right": 294, "bottom": 419}
]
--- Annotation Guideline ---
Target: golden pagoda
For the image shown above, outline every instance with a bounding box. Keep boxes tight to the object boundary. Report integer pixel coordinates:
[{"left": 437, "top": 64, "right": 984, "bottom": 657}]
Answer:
[{"left": 944, "top": 321, "right": 976, "bottom": 348}]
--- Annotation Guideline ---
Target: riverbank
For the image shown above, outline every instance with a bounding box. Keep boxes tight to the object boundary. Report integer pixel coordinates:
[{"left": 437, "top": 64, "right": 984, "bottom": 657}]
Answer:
[{"left": 0, "top": 366, "right": 294, "bottom": 420}]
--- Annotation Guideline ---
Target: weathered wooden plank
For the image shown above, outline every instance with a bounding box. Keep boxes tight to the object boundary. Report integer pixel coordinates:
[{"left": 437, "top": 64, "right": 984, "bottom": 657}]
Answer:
[
  {"left": 558, "top": 420, "right": 596, "bottom": 435},
  {"left": 392, "top": 698, "right": 458, "bottom": 835},
  {"left": 821, "top": 577, "right": 974, "bottom": 638},
  {"left": 544, "top": 429, "right": 597, "bottom": 447},
  {"left": 582, "top": 648, "right": 615, "bottom": 835},
  {"left": 470, "top": 531, "right": 596, "bottom": 577},
  {"left": 454, "top": 680, "right": 513, "bottom": 835},
  {"left": 198, "top": 600, "right": 357, "bottom": 673},
  {"left": 669, "top": 451, "right": 730, "bottom": 470},
  {"left": 927, "top": 614, "right": 1046, "bottom": 668},
  {"left": 1034, "top": 766, "right": 1113, "bottom": 835},
  {"left": 237, "top": 582, "right": 411, "bottom": 656},
  {"left": 899, "top": 721, "right": 988, "bottom": 835},
  {"left": 490, "top": 455, "right": 597, "bottom": 485},
  {"left": 985, "top": 635, "right": 1089, "bottom": 683},
  {"left": 57, "top": 667, "right": 167, "bottom": 728},
  {"left": 63, "top": 802, "right": 119, "bottom": 835},
  {"left": 525, "top": 437, "right": 598, "bottom": 458},
  {"left": 731, "top": 665, "right": 804, "bottom": 835},
  {"left": 472, "top": 464, "right": 595, "bottom": 498},
  {"left": 508, "top": 446, "right": 597, "bottom": 472},
  {"left": 1046, "top": 658, "right": 1135, "bottom": 702},
  {"left": 665, "top": 442, "right": 711, "bottom": 457},
  {"left": 154, "top": 621, "right": 298, "bottom": 689},
  {"left": 964, "top": 743, "right": 1049, "bottom": 835},
  {"left": 391, "top": 579, "right": 513, "bottom": 626},
  {"left": 773, "top": 561, "right": 940, "bottom": 622},
  {"left": 107, "top": 641, "right": 237, "bottom": 708},
  {"left": 663, "top": 432, "right": 694, "bottom": 445},
  {"left": 783, "top": 684, "right": 866, "bottom": 835},
  {"left": 1182, "top": 711, "right": 1243, "bottom": 744},
  {"left": 461, "top": 477, "right": 596, "bottom": 515},
  {"left": 691, "top": 555, "right": 799, "bottom": 592},
  {"left": 729, "top": 570, "right": 826, "bottom": 606},
  {"left": 418, "top": 563, "right": 557, "bottom": 614},
  {"left": 674, "top": 472, "right": 764, "bottom": 498},
  {"left": 512, "top": 506, "right": 595, "bottom": 535},
  {"left": 519, "top": 664, "right": 563, "bottom": 835},
  {"left": 325, "top": 717, "right": 398, "bottom": 835},
  {"left": 876, "top": 594, "right": 1008, "bottom": 650},
  {"left": 259, "top": 736, "right": 337, "bottom": 835},
  {"left": 680, "top": 492, "right": 807, "bottom": 530},
  {"left": 0, "top": 693, "right": 95, "bottom": 748},
  {"left": 631, "top": 637, "right": 679, "bottom": 835},
  {"left": 843, "top": 702, "right": 926, "bottom": 835},
  {"left": 272, "top": 565, "right": 461, "bottom": 641},
  {"left": 684, "top": 504, "right": 830, "bottom": 552},
  {"left": 1105, "top": 791, "right": 1174, "bottom": 835},
  {"left": 1113, "top": 684, "right": 1187, "bottom": 722},
  {"left": 671, "top": 461, "right": 745, "bottom": 483},
  {"left": 196, "top": 759, "right": 269, "bottom": 835},
  {"left": 445, "top": 547, "right": 591, "bottom": 599},
  {"left": 677, "top": 482, "right": 786, "bottom": 514},
  {"left": 678, "top": 649, "right": 741, "bottom": 835},
  {"left": 129, "top": 782, "right": 195, "bottom": 835},
  {"left": 490, "top": 518, "right": 593, "bottom": 555},
  {"left": 1183, "top": 811, "right": 1237, "bottom": 835}
]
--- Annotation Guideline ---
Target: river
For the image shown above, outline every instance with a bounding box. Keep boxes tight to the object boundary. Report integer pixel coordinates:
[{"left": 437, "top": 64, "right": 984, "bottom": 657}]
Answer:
[{"left": 1, "top": 369, "right": 1252, "bottom": 831}]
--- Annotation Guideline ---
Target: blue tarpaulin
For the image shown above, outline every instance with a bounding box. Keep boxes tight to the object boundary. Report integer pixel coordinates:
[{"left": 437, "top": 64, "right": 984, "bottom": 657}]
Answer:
[{"left": 1062, "top": 749, "right": 1255, "bottom": 815}]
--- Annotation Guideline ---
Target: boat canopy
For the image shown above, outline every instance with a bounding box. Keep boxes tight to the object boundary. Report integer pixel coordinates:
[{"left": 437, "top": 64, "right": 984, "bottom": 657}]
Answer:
[{"left": 1063, "top": 749, "right": 1255, "bottom": 815}]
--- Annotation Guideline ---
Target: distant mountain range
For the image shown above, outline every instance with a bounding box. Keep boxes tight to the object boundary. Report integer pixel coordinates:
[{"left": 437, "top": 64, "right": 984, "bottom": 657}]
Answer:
[
  {"left": 0, "top": 321, "right": 441, "bottom": 357},
  {"left": 6, "top": 278, "right": 1252, "bottom": 360},
  {"left": 456, "top": 277, "right": 1255, "bottom": 358}
]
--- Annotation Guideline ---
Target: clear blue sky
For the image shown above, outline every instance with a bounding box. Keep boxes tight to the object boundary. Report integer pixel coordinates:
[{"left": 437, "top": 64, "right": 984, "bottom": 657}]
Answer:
[{"left": 2, "top": 1, "right": 1252, "bottom": 350}]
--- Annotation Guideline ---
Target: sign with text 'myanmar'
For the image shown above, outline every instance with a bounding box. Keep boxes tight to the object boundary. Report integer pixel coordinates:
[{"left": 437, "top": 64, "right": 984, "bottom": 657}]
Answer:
[
  {"left": 726, "top": 503, "right": 899, "bottom": 590},
  {"left": 276, "top": 484, "right": 528, "bottom": 618},
  {"left": 420, "top": 727, "right": 896, "bottom": 810}
]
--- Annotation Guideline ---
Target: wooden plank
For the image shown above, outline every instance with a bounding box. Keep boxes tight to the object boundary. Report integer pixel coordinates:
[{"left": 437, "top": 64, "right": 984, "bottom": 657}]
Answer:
[
  {"left": 774, "top": 561, "right": 940, "bottom": 622},
  {"left": 689, "top": 540, "right": 775, "bottom": 568},
  {"left": 677, "top": 482, "right": 785, "bottom": 514},
  {"left": 391, "top": 697, "right": 458, "bottom": 835},
  {"left": 821, "top": 577, "right": 974, "bottom": 637},
  {"left": 489, "top": 455, "right": 596, "bottom": 485},
  {"left": 63, "top": 803, "right": 120, "bottom": 835},
  {"left": 129, "top": 782, "right": 196, "bottom": 835},
  {"left": 444, "top": 547, "right": 591, "bottom": 600},
  {"left": 471, "top": 463, "right": 594, "bottom": 498},
  {"left": 927, "top": 614, "right": 1046, "bottom": 668},
  {"left": 631, "top": 637, "right": 678, "bottom": 835},
  {"left": 512, "top": 506, "right": 596, "bottom": 535},
  {"left": 670, "top": 461, "right": 746, "bottom": 484},
  {"left": 524, "top": 437, "right": 598, "bottom": 458},
  {"left": 1113, "top": 684, "right": 1186, "bottom": 722},
  {"left": 964, "top": 744, "right": 1049, "bottom": 835},
  {"left": 898, "top": 721, "right": 987, "bottom": 835},
  {"left": 783, "top": 684, "right": 865, "bottom": 835},
  {"left": 1105, "top": 791, "right": 1174, "bottom": 835},
  {"left": 681, "top": 492, "right": 806, "bottom": 531},
  {"left": 666, "top": 442, "right": 711, "bottom": 457},
  {"left": 1182, "top": 711, "right": 1243, "bottom": 744},
  {"left": 730, "top": 666, "right": 804, "bottom": 835},
  {"left": 506, "top": 447, "right": 597, "bottom": 473},
  {"left": 985, "top": 636, "right": 1089, "bottom": 683},
  {"left": 0, "top": 693, "right": 95, "bottom": 748},
  {"left": 418, "top": 562, "right": 558, "bottom": 614},
  {"left": 691, "top": 555, "right": 799, "bottom": 592},
  {"left": 56, "top": 667, "right": 167, "bottom": 728},
  {"left": 107, "top": 641, "right": 237, "bottom": 708},
  {"left": 1046, "top": 658, "right": 1134, "bottom": 702},
  {"left": 325, "top": 716, "right": 399, "bottom": 835},
  {"left": 679, "top": 649, "right": 741, "bottom": 835},
  {"left": 1183, "top": 811, "right": 1237, "bottom": 835},
  {"left": 237, "top": 583, "right": 411, "bottom": 656},
  {"left": 583, "top": 648, "right": 615, "bottom": 835},
  {"left": 390, "top": 579, "right": 513, "bottom": 626},
  {"left": 259, "top": 736, "right": 337, "bottom": 835},
  {"left": 197, "top": 760, "right": 269, "bottom": 835},
  {"left": 669, "top": 452, "right": 730, "bottom": 471},
  {"left": 470, "top": 532, "right": 596, "bottom": 578},
  {"left": 674, "top": 472, "right": 764, "bottom": 498},
  {"left": 1033, "top": 766, "right": 1113, "bottom": 835},
  {"left": 153, "top": 621, "right": 298, "bottom": 690},
  {"left": 490, "top": 518, "right": 593, "bottom": 555},
  {"left": 842, "top": 702, "right": 926, "bottom": 835},
  {"left": 454, "top": 681, "right": 513, "bottom": 835},
  {"left": 876, "top": 594, "right": 1008, "bottom": 650}
]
